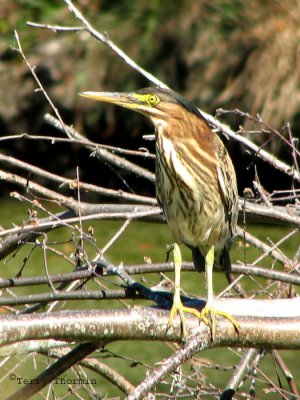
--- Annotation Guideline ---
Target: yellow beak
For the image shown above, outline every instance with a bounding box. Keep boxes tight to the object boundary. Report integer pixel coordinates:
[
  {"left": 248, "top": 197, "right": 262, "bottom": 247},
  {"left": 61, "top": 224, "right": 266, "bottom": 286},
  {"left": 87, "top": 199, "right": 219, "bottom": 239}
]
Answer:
[{"left": 79, "top": 91, "right": 138, "bottom": 110}]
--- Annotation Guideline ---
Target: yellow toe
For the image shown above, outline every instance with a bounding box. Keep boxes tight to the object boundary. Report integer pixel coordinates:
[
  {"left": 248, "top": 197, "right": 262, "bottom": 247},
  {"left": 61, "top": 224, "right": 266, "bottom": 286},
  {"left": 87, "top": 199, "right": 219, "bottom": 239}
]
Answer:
[{"left": 200, "top": 305, "right": 240, "bottom": 339}]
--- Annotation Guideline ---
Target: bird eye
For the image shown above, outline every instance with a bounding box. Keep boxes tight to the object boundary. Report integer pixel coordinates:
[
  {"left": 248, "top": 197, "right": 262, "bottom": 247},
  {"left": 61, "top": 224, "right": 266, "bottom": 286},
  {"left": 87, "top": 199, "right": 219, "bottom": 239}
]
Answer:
[{"left": 148, "top": 94, "right": 159, "bottom": 106}]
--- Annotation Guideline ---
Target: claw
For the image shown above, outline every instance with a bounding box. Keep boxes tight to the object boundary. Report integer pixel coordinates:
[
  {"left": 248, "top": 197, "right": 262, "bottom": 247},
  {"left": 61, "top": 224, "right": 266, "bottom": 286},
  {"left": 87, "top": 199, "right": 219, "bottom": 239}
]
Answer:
[
  {"left": 169, "top": 243, "right": 240, "bottom": 340},
  {"left": 168, "top": 300, "right": 240, "bottom": 340},
  {"left": 168, "top": 299, "right": 202, "bottom": 339},
  {"left": 200, "top": 305, "right": 240, "bottom": 339}
]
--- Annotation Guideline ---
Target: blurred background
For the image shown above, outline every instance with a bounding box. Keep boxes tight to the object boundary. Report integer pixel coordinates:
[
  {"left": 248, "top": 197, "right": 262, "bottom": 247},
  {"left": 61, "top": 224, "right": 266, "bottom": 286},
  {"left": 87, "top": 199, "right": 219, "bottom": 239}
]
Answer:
[{"left": 0, "top": 0, "right": 299, "bottom": 198}]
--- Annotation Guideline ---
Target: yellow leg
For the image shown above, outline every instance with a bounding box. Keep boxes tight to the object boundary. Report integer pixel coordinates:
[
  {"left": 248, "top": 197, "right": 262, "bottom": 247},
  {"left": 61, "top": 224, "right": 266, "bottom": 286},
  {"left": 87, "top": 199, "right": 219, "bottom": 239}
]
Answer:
[
  {"left": 168, "top": 243, "right": 203, "bottom": 338},
  {"left": 200, "top": 246, "right": 240, "bottom": 339},
  {"left": 168, "top": 244, "right": 239, "bottom": 340}
]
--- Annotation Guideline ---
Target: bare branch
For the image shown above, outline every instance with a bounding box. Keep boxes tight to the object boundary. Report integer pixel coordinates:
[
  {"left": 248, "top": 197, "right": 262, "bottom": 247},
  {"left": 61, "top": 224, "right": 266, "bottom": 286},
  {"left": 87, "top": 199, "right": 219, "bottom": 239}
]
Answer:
[
  {"left": 215, "top": 109, "right": 300, "bottom": 183},
  {"left": 1, "top": 306, "right": 300, "bottom": 348},
  {"left": 124, "top": 306, "right": 300, "bottom": 400},
  {"left": 45, "top": 348, "right": 135, "bottom": 395},
  {"left": 0, "top": 339, "right": 71, "bottom": 357},
  {"left": 32, "top": 0, "right": 166, "bottom": 87},
  {"left": 0, "top": 204, "right": 162, "bottom": 260},
  {"left": 1, "top": 261, "right": 300, "bottom": 291},
  {"left": 7, "top": 342, "right": 104, "bottom": 400},
  {"left": 26, "top": 21, "right": 85, "bottom": 32},
  {"left": 241, "top": 199, "right": 300, "bottom": 227},
  {"left": 0, "top": 197, "right": 297, "bottom": 255},
  {"left": 236, "top": 226, "right": 297, "bottom": 266},
  {"left": 0, "top": 204, "right": 162, "bottom": 239},
  {"left": 0, "top": 153, "right": 155, "bottom": 204},
  {"left": 45, "top": 113, "right": 155, "bottom": 182},
  {"left": 0, "top": 133, "right": 155, "bottom": 159},
  {"left": 221, "top": 348, "right": 259, "bottom": 400},
  {"left": 13, "top": 30, "right": 69, "bottom": 138},
  {"left": 273, "top": 350, "right": 300, "bottom": 398},
  {"left": 0, "top": 289, "right": 140, "bottom": 306}
]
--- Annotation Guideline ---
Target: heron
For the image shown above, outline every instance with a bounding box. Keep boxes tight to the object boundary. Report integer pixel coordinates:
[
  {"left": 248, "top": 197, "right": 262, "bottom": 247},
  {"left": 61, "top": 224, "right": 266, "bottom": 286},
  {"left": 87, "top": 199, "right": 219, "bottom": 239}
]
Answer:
[{"left": 80, "top": 87, "right": 239, "bottom": 339}]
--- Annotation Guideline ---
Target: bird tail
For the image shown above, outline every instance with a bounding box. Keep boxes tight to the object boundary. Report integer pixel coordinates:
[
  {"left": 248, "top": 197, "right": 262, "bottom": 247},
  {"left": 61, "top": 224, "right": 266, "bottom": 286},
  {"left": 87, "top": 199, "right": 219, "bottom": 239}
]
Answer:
[
  {"left": 192, "top": 247, "right": 205, "bottom": 272},
  {"left": 192, "top": 247, "right": 232, "bottom": 272}
]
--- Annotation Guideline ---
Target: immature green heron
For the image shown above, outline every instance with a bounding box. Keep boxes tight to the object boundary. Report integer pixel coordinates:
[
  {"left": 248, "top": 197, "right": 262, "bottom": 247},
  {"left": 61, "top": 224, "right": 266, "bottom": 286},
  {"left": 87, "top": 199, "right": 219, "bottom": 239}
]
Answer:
[{"left": 80, "top": 87, "right": 239, "bottom": 338}]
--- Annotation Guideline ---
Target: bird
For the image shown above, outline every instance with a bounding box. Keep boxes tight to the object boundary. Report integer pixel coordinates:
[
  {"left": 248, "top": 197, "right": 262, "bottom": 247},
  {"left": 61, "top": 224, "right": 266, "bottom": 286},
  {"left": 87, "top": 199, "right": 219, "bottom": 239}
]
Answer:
[{"left": 79, "top": 87, "right": 239, "bottom": 339}]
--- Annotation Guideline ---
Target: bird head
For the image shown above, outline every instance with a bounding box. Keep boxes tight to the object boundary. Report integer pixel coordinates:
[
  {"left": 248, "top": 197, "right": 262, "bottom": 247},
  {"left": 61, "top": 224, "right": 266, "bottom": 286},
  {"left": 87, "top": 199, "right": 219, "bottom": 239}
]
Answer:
[{"left": 79, "top": 87, "right": 204, "bottom": 129}]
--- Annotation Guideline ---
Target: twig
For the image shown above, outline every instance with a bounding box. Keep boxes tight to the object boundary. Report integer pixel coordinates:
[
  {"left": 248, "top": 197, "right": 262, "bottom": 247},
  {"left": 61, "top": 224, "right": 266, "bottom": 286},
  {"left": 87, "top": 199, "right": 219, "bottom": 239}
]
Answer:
[
  {"left": 13, "top": 31, "right": 69, "bottom": 137},
  {"left": 101, "top": 218, "right": 131, "bottom": 255},
  {"left": 41, "top": 234, "right": 56, "bottom": 293},
  {"left": 15, "top": 28, "right": 155, "bottom": 183},
  {"left": 1, "top": 262, "right": 300, "bottom": 290},
  {"left": 28, "top": 7, "right": 166, "bottom": 88},
  {"left": 126, "top": 331, "right": 211, "bottom": 400},
  {"left": 0, "top": 289, "right": 141, "bottom": 306},
  {"left": 270, "top": 188, "right": 300, "bottom": 202},
  {"left": 252, "top": 229, "right": 297, "bottom": 269},
  {"left": 229, "top": 128, "right": 300, "bottom": 182},
  {"left": 273, "top": 350, "right": 299, "bottom": 397},
  {"left": 220, "top": 348, "right": 259, "bottom": 400},
  {"left": 0, "top": 205, "right": 162, "bottom": 238},
  {"left": 0, "top": 153, "right": 155, "bottom": 204},
  {"left": 45, "top": 113, "right": 155, "bottom": 182},
  {"left": 0, "top": 133, "right": 155, "bottom": 159},
  {"left": 254, "top": 364, "right": 292, "bottom": 400},
  {"left": 220, "top": 109, "right": 300, "bottom": 158},
  {"left": 235, "top": 226, "right": 296, "bottom": 267},
  {"left": 78, "top": 354, "right": 135, "bottom": 395},
  {"left": 45, "top": 348, "right": 135, "bottom": 395},
  {"left": 0, "top": 169, "right": 75, "bottom": 207},
  {"left": 26, "top": 22, "right": 85, "bottom": 32},
  {"left": 241, "top": 199, "right": 300, "bottom": 227},
  {"left": 216, "top": 109, "right": 300, "bottom": 182}
]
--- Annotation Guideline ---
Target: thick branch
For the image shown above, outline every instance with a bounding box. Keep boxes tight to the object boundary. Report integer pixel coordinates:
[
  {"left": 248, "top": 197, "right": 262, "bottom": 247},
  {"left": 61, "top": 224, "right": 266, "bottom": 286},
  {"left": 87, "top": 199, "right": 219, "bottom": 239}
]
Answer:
[{"left": 1, "top": 302, "right": 300, "bottom": 348}]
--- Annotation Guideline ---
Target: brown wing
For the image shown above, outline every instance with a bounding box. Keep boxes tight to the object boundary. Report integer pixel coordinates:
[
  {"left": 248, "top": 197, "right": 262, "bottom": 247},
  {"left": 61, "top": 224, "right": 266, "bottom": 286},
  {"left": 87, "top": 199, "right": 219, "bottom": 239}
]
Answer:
[{"left": 215, "top": 135, "right": 238, "bottom": 240}]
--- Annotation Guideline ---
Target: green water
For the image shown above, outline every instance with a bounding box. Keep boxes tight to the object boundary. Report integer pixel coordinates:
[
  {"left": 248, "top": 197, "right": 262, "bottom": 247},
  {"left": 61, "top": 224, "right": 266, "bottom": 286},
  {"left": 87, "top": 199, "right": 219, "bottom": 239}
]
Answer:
[{"left": 1, "top": 199, "right": 299, "bottom": 399}]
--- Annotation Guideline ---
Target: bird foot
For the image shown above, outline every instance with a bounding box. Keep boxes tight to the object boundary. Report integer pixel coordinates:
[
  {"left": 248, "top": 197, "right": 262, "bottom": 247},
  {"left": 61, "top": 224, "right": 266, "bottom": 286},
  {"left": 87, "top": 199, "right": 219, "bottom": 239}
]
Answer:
[
  {"left": 200, "top": 305, "right": 240, "bottom": 340},
  {"left": 168, "top": 301, "right": 240, "bottom": 340},
  {"left": 168, "top": 299, "right": 202, "bottom": 339}
]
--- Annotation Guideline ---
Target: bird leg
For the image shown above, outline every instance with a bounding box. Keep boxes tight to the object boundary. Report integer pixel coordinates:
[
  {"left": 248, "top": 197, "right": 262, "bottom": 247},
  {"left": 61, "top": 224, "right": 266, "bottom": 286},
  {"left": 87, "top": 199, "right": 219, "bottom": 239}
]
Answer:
[
  {"left": 168, "top": 244, "right": 239, "bottom": 339},
  {"left": 200, "top": 246, "right": 240, "bottom": 339},
  {"left": 168, "top": 243, "right": 203, "bottom": 338}
]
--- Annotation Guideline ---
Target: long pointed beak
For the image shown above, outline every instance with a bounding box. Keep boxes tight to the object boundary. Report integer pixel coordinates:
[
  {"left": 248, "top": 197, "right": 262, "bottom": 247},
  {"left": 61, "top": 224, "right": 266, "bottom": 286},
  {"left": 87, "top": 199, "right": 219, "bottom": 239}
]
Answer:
[
  {"left": 79, "top": 91, "right": 138, "bottom": 110},
  {"left": 79, "top": 90, "right": 164, "bottom": 122}
]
